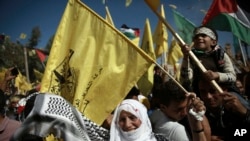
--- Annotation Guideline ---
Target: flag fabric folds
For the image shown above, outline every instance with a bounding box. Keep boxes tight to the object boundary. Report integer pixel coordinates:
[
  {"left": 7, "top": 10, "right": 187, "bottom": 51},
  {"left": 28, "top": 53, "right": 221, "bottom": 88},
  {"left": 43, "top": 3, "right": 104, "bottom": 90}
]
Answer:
[
  {"left": 173, "top": 9, "right": 196, "bottom": 45},
  {"left": 153, "top": 4, "right": 168, "bottom": 59},
  {"left": 40, "top": 0, "right": 152, "bottom": 125},
  {"left": 15, "top": 72, "right": 32, "bottom": 94},
  {"left": 202, "top": 0, "right": 250, "bottom": 45},
  {"left": 167, "top": 38, "right": 183, "bottom": 69},
  {"left": 233, "top": 35, "right": 242, "bottom": 55},
  {"left": 137, "top": 18, "right": 156, "bottom": 96}
]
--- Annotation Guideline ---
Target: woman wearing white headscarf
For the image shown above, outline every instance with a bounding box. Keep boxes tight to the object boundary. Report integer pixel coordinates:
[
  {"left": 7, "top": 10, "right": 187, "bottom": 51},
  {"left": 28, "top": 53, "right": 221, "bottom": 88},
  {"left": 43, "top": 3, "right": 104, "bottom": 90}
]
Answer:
[
  {"left": 10, "top": 93, "right": 168, "bottom": 141},
  {"left": 110, "top": 99, "right": 168, "bottom": 141}
]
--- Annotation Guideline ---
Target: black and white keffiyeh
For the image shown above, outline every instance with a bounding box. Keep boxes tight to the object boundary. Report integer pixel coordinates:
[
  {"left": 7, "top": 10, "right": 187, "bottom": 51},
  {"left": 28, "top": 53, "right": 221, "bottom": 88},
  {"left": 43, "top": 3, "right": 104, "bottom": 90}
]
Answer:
[{"left": 11, "top": 93, "right": 109, "bottom": 141}]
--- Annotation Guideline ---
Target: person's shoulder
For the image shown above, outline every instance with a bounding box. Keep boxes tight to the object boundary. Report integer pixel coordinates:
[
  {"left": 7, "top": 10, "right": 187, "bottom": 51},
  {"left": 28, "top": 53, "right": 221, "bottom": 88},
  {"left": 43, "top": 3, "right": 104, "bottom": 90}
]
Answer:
[
  {"left": 150, "top": 109, "right": 163, "bottom": 119},
  {"left": 7, "top": 117, "right": 21, "bottom": 126},
  {"left": 168, "top": 124, "right": 189, "bottom": 141},
  {"left": 1, "top": 116, "right": 21, "bottom": 131}
]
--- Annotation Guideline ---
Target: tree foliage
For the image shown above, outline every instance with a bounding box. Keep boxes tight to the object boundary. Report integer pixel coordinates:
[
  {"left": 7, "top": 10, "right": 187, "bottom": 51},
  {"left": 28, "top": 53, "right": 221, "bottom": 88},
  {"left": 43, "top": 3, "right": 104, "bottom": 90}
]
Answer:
[{"left": 0, "top": 26, "right": 48, "bottom": 83}]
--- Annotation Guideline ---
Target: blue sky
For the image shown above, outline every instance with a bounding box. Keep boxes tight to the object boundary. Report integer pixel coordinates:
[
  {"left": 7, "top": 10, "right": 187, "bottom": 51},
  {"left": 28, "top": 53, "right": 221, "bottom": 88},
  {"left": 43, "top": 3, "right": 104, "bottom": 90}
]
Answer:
[{"left": 0, "top": 0, "right": 233, "bottom": 49}]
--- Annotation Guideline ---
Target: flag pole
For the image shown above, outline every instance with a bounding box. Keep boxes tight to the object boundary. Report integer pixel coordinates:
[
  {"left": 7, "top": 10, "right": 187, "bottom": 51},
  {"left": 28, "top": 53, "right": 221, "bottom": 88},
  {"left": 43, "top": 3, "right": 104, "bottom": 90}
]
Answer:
[
  {"left": 144, "top": 0, "right": 223, "bottom": 94},
  {"left": 156, "top": 61, "right": 189, "bottom": 94},
  {"left": 24, "top": 47, "right": 30, "bottom": 83},
  {"left": 240, "top": 40, "right": 248, "bottom": 66}
]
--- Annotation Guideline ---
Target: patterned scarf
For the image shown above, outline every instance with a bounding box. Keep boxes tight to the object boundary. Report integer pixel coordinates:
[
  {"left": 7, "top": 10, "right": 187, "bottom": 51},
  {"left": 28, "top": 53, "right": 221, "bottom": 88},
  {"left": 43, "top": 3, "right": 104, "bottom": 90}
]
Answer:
[{"left": 11, "top": 93, "right": 109, "bottom": 141}]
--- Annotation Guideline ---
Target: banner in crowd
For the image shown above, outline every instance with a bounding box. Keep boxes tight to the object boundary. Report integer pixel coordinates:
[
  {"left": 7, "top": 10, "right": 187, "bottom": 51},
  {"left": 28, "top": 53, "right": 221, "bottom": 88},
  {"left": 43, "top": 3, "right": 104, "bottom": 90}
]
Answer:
[
  {"left": 173, "top": 9, "right": 196, "bottom": 45},
  {"left": 202, "top": 0, "right": 250, "bottom": 45},
  {"left": 153, "top": 4, "right": 168, "bottom": 59},
  {"left": 41, "top": 0, "right": 152, "bottom": 125},
  {"left": 137, "top": 18, "right": 156, "bottom": 96}
]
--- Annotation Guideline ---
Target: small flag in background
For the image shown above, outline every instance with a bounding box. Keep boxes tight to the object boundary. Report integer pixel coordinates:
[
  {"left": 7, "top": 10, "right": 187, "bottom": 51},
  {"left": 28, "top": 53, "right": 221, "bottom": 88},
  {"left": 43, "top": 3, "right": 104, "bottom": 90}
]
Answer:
[
  {"left": 153, "top": 4, "right": 168, "bottom": 59},
  {"left": 137, "top": 18, "right": 156, "bottom": 96},
  {"left": 35, "top": 49, "right": 47, "bottom": 63},
  {"left": 202, "top": 0, "right": 250, "bottom": 45},
  {"left": 120, "top": 24, "right": 140, "bottom": 39},
  {"left": 120, "top": 24, "right": 140, "bottom": 46},
  {"left": 15, "top": 71, "right": 32, "bottom": 94},
  {"left": 125, "top": 0, "right": 132, "bottom": 7},
  {"left": 167, "top": 38, "right": 183, "bottom": 69},
  {"left": 19, "top": 33, "right": 27, "bottom": 39}
]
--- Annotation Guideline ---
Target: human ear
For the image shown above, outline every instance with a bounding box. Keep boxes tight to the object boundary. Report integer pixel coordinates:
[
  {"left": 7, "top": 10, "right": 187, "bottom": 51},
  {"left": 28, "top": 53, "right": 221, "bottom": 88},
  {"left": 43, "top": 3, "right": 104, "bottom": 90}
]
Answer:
[{"left": 211, "top": 40, "right": 217, "bottom": 46}]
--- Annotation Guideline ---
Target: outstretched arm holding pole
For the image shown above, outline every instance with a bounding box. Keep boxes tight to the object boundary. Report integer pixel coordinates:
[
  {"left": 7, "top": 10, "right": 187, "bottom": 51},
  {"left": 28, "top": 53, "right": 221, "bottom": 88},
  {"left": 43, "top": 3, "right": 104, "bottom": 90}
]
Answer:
[{"left": 144, "top": 0, "right": 223, "bottom": 94}]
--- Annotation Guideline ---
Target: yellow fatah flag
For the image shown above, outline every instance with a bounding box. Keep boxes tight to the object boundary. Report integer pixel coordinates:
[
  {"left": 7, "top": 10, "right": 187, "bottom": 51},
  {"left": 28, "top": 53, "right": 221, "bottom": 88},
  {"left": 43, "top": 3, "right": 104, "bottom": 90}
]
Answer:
[
  {"left": 105, "top": 6, "right": 114, "bottom": 26},
  {"left": 153, "top": 4, "right": 168, "bottom": 59},
  {"left": 144, "top": 0, "right": 160, "bottom": 11},
  {"left": 174, "top": 62, "right": 181, "bottom": 82},
  {"left": 15, "top": 72, "right": 32, "bottom": 95},
  {"left": 125, "top": 0, "right": 132, "bottom": 7},
  {"left": 19, "top": 33, "right": 27, "bottom": 39},
  {"left": 131, "top": 36, "right": 140, "bottom": 46},
  {"left": 40, "top": 0, "right": 152, "bottom": 125},
  {"left": 137, "top": 18, "right": 155, "bottom": 96},
  {"left": 167, "top": 38, "right": 183, "bottom": 68}
]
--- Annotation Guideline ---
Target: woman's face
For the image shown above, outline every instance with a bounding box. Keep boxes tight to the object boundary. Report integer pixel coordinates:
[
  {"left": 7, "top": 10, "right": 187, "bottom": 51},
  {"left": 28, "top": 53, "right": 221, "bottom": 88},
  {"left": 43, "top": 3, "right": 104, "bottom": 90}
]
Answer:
[{"left": 118, "top": 110, "right": 142, "bottom": 132}]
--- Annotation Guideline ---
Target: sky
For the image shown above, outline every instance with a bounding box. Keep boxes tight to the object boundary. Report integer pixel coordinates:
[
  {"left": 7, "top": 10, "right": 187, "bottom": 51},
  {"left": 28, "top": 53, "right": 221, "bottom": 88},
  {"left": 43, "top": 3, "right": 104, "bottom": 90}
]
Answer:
[{"left": 0, "top": 0, "right": 233, "bottom": 49}]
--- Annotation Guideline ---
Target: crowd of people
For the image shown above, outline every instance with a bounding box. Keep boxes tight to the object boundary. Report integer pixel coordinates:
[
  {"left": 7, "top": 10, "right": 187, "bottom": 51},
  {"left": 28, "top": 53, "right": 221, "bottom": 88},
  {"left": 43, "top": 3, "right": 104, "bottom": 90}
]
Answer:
[{"left": 1, "top": 26, "right": 250, "bottom": 141}]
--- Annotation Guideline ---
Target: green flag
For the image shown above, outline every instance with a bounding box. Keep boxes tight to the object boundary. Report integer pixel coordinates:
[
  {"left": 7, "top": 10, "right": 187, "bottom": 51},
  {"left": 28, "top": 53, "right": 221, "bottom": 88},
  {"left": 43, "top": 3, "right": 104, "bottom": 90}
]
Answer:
[{"left": 173, "top": 10, "right": 196, "bottom": 45}]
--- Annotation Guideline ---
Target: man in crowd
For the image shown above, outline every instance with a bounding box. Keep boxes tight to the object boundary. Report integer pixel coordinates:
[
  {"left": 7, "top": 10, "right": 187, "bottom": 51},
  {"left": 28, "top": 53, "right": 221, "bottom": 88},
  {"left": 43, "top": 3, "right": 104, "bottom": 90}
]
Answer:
[{"left": 198, "top": 78, "right": 250, "bottom": 141}]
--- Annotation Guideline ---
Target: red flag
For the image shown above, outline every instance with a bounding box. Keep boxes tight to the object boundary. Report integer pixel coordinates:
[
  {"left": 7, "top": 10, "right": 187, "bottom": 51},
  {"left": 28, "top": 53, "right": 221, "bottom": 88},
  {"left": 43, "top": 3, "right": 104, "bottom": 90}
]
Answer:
[
  {"left": 35, "top": 49, "right": 47, "bottom": 62},
  {"left": 202, "top": 0, "right": 250, "bottom": 45}
]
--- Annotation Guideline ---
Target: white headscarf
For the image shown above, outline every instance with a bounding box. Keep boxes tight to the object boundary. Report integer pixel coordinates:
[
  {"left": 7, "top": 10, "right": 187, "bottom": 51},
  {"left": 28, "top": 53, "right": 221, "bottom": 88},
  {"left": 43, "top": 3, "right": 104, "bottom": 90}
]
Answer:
[
  {"left": 194, "top": 26, "right": 216, "bottom": 40},
  {"left": 110, "top": 99, "right": 157, "bottom": 141}
]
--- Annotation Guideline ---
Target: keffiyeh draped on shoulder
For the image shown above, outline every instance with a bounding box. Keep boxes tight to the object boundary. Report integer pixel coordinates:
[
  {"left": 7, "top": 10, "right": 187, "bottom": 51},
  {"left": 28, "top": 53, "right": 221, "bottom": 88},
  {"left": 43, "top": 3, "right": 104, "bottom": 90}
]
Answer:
[{"left": 11, "top": 93, "right": 109, "bottom": 141}]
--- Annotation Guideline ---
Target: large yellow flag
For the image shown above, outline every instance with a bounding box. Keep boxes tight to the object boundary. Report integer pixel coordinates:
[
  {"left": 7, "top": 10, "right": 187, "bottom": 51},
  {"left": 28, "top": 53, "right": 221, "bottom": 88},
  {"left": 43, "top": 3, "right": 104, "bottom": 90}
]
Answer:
[
  {"left": 40, "top": 0, "right": 152, "bottom": 125},
  {"left": 167, "top": 38, "right": 183, "bottom": 69},
  {"left": 105, "top": 6, "right": 114, "bottom": 26},
  {"left": 153, "top": 4, "right": 168, "bottom": 59},
  {"left": 137, "top": 18, "right": 155, "bottom": 96}
]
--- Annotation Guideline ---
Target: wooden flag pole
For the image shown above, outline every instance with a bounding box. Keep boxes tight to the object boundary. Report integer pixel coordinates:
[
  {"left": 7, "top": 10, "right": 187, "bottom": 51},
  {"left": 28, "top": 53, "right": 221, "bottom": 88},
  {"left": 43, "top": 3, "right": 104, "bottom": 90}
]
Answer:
[{"left": 145, "top": 0, "right": 223, "bottom": 94}]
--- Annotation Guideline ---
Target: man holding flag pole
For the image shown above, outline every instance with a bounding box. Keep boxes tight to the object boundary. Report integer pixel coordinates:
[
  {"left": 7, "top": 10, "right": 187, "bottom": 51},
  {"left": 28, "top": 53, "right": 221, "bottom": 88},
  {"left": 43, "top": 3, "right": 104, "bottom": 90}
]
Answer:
[{"left": 145, "top": 1, "right": 250, "bottom": 141}]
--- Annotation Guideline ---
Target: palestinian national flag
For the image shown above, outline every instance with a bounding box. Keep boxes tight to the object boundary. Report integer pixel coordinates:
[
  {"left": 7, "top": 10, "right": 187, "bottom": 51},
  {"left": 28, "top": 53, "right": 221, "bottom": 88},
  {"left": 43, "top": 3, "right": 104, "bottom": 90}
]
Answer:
[
  {"left": 202, "top": 0, "right": 250, "bottom": 45},
  {"left": 120, "top": 24, "right": 140, "bottom": 40},
  {"left": 35, "top": 49, "right": 48, "bottom": 63}
]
